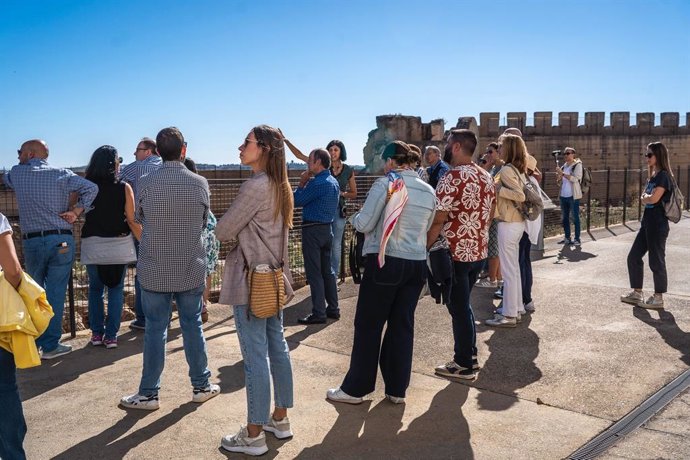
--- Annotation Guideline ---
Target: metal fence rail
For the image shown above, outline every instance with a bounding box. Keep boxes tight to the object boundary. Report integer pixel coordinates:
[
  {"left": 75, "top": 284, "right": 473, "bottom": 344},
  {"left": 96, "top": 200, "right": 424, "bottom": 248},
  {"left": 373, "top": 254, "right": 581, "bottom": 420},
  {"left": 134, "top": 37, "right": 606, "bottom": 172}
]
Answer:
[{"left": 1, "top": 167, "right": 688, "bottom": 337}]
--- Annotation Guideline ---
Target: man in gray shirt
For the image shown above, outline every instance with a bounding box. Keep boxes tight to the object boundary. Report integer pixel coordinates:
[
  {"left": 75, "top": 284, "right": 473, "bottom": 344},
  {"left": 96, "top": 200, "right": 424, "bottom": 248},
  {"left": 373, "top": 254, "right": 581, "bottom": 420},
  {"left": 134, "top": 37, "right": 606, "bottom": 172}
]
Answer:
[{"left": 120, "top": 127, "right": 219, "bottom": 410}]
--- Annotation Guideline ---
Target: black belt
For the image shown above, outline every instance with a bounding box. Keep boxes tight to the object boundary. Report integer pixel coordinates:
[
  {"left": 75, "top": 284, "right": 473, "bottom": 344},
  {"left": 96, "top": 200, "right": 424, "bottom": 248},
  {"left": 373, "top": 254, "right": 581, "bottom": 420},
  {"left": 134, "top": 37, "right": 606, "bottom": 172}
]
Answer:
[
  {"left": 302, "top": 220, "right": 332, "bottom": 227},
  {"left": 22, "top": 229, "right": 72, "bottom": 240}
]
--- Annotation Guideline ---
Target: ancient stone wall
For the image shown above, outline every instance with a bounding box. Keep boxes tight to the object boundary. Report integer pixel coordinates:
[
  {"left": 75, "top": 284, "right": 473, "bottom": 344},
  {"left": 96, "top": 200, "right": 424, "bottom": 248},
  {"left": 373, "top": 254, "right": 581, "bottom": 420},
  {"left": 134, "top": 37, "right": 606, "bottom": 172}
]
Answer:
[{"left": 363, "top": 112, "right": 690, "bottom": 174}]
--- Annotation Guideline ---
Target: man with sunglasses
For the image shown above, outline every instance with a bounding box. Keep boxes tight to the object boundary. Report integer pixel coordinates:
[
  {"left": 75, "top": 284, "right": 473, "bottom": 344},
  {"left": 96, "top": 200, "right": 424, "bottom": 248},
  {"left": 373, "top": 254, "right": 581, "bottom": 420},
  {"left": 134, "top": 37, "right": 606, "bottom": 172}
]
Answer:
[
  {"left": 3, "top": 139, "right": 98, "bottom": 359},
  {"left": 556, "top": 147, "right": 583, "bottom": 246},
  {"left": 119, "top": 137, "right": 162, "bottom": 330}
]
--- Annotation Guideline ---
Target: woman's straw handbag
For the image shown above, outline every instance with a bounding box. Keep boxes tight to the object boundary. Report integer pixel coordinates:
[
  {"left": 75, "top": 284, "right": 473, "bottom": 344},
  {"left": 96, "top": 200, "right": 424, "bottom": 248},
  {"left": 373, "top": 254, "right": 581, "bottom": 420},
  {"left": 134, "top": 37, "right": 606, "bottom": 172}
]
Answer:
[{"left": 244, "top": 226, "right": 288, "bottom": 319}]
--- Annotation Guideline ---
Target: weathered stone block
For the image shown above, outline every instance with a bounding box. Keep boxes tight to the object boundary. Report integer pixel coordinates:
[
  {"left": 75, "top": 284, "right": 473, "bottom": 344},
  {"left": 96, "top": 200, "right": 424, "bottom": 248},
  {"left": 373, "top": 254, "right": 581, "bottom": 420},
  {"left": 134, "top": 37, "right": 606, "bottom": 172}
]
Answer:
[
  {"left": 480, "top": 112, "right": 500, "bottom": 137},
  {"left": 506, "top": 112, "right": 527, "bottom": 132},
  {"left": 610, "top": 112, "right": 630, "bottom": 134},
  {"left": 558, "top": 112, "right": 579, "bottom": 134},
  {"left": 534, "top": 112, "right": 553, "bottom": 134}
]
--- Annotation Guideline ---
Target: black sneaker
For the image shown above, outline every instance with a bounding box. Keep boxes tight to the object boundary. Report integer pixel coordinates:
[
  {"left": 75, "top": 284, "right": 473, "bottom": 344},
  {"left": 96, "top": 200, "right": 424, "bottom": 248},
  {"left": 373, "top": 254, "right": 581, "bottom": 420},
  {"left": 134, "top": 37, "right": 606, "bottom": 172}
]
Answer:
[
  {"left": 434, "top": 361, "right": 476, "bottom": 380},
  {"left": 129, "top": 320, "right": 146, "bottom": 331},
  {"left": 298, "top": 314, "right": 327, "bottom": 325},
  {"left": 326, "top": 310, "right": 341, "bottom": 320}
]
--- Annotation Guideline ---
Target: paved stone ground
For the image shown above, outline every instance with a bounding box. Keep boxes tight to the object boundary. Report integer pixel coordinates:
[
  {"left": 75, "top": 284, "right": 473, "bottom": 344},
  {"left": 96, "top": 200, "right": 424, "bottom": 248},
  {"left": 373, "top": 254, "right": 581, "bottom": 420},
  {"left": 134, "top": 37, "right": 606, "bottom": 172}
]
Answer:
[{"left": 18, "top": 216, "right": 690, "bottom": 459}]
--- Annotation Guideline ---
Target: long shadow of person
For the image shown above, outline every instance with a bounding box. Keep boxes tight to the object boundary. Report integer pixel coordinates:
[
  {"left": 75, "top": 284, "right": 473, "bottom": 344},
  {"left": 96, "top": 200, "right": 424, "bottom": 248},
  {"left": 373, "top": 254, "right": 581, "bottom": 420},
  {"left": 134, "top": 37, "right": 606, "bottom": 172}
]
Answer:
[
  {"left": 53, "top": 402, "right": 199, "bottom": 459},
  {"left": 474, "top": 314, "right": 542, "bottom": 411},
  {"left": 555, "top": 245, "right": 598, "bottom": 264},
  {"left": 633, "top": 308, "right": 690, "bottom": 366}
]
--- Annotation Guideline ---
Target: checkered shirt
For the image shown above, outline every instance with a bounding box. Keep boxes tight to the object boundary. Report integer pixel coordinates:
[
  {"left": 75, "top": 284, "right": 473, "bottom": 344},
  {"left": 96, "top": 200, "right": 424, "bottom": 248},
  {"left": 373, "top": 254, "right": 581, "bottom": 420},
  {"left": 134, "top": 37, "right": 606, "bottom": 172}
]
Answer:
[
  {"left": 135, "top": 161, "right": 209, "bottom": 293},
  {"left": 119, "top": 155, "right": 162, "bottom": 199},
  {"left": 3, "top": 159, "right": 98, "bottom": 234},
  {"left": 293, "top": 170, "right": 340, "bottom": 223}
]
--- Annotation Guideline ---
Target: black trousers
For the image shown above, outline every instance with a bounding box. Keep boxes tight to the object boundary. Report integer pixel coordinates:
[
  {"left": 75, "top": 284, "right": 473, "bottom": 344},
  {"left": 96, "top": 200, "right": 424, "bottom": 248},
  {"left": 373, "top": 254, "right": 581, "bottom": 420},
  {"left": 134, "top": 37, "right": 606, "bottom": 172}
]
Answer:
[
  {"left": 627, "top": 206, "right": 669, "bottom": 293},
  {"left": 302, "top": 224, "right": 339, "bottom": 318},
  {"left": 341, "top": 255, "right": 426, "bottom": 398}
]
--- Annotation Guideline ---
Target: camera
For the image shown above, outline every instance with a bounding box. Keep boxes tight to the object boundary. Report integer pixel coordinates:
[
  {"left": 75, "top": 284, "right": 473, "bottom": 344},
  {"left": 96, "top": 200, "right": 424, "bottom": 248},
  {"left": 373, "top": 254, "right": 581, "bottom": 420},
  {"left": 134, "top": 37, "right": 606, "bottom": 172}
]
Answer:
[
  {"left": 551, "top": 150, "right": 562, "bottom": 157},
  {"left": 479, "top": 154, "right": 488, "bottom": 165}
]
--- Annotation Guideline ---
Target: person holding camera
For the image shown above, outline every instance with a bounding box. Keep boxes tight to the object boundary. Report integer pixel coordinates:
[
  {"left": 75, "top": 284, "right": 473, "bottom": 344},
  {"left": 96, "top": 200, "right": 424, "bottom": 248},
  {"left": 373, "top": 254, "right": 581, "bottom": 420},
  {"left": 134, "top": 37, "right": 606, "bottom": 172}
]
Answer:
[{"left": 556, "top": 147, "right": 583, "bottom": 246}]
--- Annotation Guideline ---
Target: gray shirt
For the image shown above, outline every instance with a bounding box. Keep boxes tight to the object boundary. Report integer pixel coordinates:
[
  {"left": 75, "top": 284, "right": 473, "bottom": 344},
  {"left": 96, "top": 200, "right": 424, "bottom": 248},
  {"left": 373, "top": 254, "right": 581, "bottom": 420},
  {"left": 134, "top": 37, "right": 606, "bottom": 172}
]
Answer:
[{"left": 135, "top": 161, "right": 209, "bottom": 293}]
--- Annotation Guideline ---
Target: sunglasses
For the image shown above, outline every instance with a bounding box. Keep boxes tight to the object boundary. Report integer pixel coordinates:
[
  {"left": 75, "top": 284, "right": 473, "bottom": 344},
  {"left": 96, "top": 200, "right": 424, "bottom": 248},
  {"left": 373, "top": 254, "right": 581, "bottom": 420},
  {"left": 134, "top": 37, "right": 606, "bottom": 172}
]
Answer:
[
  {"left": 243, "top": 138, "right": 262, "bottom": 147},
  {"left": 645, "top": 152, "right": 654, "bottom": 158}
]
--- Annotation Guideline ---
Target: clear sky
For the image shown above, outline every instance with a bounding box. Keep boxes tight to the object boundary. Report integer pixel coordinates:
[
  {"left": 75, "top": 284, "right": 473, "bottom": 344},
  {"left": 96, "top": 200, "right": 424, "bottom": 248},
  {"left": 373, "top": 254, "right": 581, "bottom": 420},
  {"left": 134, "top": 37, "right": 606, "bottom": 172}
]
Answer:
[{"left": 1, "top": 0, "right": 688, "bottom": 169}]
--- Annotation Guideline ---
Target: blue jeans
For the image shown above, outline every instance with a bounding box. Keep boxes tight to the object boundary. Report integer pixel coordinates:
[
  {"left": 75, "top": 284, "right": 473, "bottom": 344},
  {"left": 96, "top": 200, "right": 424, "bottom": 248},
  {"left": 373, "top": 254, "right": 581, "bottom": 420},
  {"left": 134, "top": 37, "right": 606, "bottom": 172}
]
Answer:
[
  {"left": 133, "top": 240, "right": 145, "bottom": 325},
  {"left": 330, "top": 215, "right": 347, "bottom": 278},
  {"left": 446, "top": 260, "right": 482, "bottom": 369},
  {"left": 341, "top": 256, "right": 426, "bottom": 398},
  {"left": 0, "top": 348, "right": 26, "bottom": 460},
  {"left": 519, "top": 233, "right": 533, "bottom": 305},
  {"left": 302, "top": 224, "right": 339, "bottom": 318},
  {"left": 138, "top": 285, "right": 211, "bottom": 396},
  {"left": 233, "top": 305, "right": 293, "bottom": 425},
  {"left": 86, "top": 264, "right": 126, "bottom": 339},
  {"left": 23, "top": 234, "right": 75, "bottom": 353},
  {"left": 560, "top": 196, "right": 581, "bottom": 241}
]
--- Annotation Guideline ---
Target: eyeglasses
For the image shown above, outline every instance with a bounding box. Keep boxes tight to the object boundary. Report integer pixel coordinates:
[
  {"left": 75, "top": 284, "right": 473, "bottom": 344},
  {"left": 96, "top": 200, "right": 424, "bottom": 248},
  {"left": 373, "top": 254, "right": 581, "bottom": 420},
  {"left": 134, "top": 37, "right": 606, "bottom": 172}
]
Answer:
[
  {"left": 243, "top": 138, "right": 261, "bottom": 147},
  {"left": 135, "top": 147, "right": 149, "bottom": 151},
  {"left": 645, "top": 152, "right": 654, "bottom": 158},
  {"left": 17, "top": 149, "right": 22, "bottom": 155}
]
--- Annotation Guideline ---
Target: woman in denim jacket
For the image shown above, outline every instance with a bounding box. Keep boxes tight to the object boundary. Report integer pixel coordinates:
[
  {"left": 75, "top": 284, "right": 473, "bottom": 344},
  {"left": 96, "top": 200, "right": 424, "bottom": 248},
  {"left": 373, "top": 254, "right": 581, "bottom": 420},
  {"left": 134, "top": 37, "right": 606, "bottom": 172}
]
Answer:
[{"left": 327, "top": 140, "right": 436, "bottom": 405}]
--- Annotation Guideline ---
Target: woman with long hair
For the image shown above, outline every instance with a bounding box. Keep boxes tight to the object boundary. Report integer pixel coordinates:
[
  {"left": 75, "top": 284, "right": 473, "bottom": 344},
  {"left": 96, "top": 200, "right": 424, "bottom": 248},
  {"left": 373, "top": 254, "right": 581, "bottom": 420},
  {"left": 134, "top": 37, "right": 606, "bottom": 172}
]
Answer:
[
  {"left": 283, "top": 137, "right": 357, "bottom": 279},
  {"left": 327, "top": 140, "right": 435, "bottom": 405},
  {"left": 82, "top": 146, "right": 141, "bottom": 348},
  {"left": 217, "top": 125, "right": 295, "bottom": 456},
  {"left": 621, "top": 142, "right": 674, "bottom": 309},
  {"left": 485, "top": 134, "right": 527, "bottom": 328}
]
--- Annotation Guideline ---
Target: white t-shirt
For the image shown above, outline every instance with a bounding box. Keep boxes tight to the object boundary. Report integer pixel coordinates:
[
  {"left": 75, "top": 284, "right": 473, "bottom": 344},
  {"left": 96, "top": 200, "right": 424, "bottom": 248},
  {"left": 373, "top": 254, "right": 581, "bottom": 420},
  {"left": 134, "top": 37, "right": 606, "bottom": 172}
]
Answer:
[
  {"left": 560, "top": 164, "right": 574, "bottom": 198},
  {"left": 0, "top": 213, "right": 12, "bottom": 235}
]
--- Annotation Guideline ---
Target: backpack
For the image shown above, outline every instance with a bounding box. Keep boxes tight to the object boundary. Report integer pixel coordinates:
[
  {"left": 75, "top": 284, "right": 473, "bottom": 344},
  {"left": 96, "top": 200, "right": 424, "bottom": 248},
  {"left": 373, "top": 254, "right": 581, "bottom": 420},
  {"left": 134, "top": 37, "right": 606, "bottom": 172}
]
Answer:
[
  {"left": 664, "top": 175, "right": 685, "bottom": 223},
  {"left": 574, "top": 162, "right": 592, "bottom": 195},
  {"left": 348, "top": 228, "right": 367, "bottom": 284},
  {"left": 508, "top": 165, "right": 544, "bottom": 221}
]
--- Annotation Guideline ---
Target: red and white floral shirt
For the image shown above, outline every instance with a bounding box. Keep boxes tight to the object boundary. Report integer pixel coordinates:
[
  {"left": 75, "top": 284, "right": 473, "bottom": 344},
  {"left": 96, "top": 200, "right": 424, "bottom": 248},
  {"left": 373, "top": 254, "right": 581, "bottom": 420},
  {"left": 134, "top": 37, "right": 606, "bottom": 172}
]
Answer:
[{"left": 435, "top": 163, "right": 496, "bottom": 262}]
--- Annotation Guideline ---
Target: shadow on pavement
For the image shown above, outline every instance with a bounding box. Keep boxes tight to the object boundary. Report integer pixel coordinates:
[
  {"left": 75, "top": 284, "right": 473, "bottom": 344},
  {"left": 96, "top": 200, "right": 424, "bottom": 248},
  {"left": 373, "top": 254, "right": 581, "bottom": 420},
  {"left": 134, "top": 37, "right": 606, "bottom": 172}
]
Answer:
[
  {"left": 53, "top": 402, "right": 200, "bottom": 459},
  {"left": 634, "top": 308, "right": 690, "bottom": 366},
  {"left": 555, "top": 245, "right": 598, "bottom": 263},
  {"left": 474, "top": 314, "right": 542, "bottom": 411},
  {"left": 296, "top": 383, "right": 472, "bottom": 459}
]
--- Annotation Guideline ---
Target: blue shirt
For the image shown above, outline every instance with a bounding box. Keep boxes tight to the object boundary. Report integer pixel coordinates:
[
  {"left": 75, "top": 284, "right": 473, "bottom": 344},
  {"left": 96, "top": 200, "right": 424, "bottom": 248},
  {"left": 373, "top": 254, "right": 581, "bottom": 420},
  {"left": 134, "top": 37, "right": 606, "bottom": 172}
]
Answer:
[
  {"left": 294, "top": 170, "right": 340, "bottom": 223},
  {"left": 3, "top": 158, "right": 98, "bottom": 234},
  {"left": 119, "top": 155, "right": 163, "bottom": 199},
  {"left": 427, "top": 160, "right": 450, "bottom": 189}
]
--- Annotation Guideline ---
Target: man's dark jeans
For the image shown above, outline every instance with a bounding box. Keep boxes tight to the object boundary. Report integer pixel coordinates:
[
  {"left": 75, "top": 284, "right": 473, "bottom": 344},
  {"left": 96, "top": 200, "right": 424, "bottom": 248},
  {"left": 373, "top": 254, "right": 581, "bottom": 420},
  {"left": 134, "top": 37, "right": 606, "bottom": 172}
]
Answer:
[
  {"left": 342, "top": 255, "right": 426, "bottom": 398},
  {"left": 446, "top": 260, "right": 483, "bottom": 369},
  {"left": 302, "top": 224, "right": 338, "bottom": 318},
  {"left": 519, "top": 232, "right": 533, "bottom": 305},
  {"left": 0, "top": 348, "right": 26, "bottom": 460}
]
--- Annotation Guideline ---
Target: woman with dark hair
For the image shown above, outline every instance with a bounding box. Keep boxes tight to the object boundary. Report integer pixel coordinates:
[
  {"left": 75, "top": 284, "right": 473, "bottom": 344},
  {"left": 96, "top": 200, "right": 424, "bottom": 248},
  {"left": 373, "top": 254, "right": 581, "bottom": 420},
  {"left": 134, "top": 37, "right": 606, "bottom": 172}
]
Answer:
[
  {"left": 283, "top": 137, "right": 357, "bottom": 279},
  {"left": 327, "top": 140, "right": 435, "bottom": 405},
  {"left": 217, "top": 125, "right": 295, "bottom": 456},
  {"left": 183, "top": 157, "right": 219, "bottom": 323},
  {"left": 81, "top": 145, "right": 141, "bottom": 349},
  {"left": 621, "top": 142, "right": 674, "bottom": 309}
]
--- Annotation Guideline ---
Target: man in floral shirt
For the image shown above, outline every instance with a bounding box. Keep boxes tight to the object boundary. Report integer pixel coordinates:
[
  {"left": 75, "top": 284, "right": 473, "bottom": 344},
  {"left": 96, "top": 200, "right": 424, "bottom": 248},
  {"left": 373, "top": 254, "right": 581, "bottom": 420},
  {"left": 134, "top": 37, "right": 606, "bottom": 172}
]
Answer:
[{"left": 427, "top": 129, "right": 495, "bottom": 380}]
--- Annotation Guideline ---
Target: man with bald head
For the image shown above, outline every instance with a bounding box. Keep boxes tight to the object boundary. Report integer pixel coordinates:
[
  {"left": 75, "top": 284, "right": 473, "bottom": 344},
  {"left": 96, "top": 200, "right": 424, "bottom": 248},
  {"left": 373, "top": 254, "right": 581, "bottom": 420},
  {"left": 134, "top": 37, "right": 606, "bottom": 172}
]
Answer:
[{"left": 4, "top": 139, "right": 98, "bottom": 359}]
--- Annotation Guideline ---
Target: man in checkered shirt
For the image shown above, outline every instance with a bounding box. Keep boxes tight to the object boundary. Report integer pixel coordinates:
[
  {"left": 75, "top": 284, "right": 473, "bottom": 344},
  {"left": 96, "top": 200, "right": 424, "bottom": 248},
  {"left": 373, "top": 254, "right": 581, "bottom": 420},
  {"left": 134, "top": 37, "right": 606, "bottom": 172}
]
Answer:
[
  {"left": 120, "top": 127, "right": 219, "bottom": 411},
  {"left": 3, "top": 139, "right": 98, "bottom": 360},
  {"left": 119, "top": 137, "right": 162, "bottom": 330}
]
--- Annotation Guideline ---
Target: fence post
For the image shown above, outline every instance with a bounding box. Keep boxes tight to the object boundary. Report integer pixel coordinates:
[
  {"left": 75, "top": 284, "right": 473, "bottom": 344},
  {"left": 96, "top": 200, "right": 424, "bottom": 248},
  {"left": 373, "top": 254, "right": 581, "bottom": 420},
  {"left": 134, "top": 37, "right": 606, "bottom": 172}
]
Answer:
[
  {"left": 622, "top": 168, "right": 628, "bottom": 223},
  {"left": 687, "top": 166, "right": 690, "bottom": 211},
  {"left": 68, "top": 271, "right": 76, "bottom": 338},
  {"left": 605, "top": 168, "right": 611, "bottom": 228},
  {"left": 638, "top": 168, "right": 643, "bottom": 221},
  {"left": 586, "top": 178, "right": 591, "bottom": 234}
]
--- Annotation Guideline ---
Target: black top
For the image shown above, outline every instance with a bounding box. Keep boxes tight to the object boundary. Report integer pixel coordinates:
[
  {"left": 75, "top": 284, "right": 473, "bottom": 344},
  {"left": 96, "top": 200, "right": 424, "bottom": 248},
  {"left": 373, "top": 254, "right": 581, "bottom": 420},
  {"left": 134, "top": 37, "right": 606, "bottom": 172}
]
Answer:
[
  {"left": 81, "top": 181, "right": 130, "bottom": 237},
  {"left": 644, "top": 170, "right": 672, "bottom": 209}
]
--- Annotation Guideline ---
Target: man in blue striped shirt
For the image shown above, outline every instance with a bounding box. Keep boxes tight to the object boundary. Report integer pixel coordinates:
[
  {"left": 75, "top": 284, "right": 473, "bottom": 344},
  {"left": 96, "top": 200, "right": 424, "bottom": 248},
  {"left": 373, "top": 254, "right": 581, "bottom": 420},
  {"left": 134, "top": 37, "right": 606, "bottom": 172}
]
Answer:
[
  {"left": 119, "top": 138, "right": 162, "bottom": 330},
  {"left": 4, "top": 139, "right": 98, "bottom": 359},
  {"left": 294, "top": 148, "right": 340, "bottom": 324}
]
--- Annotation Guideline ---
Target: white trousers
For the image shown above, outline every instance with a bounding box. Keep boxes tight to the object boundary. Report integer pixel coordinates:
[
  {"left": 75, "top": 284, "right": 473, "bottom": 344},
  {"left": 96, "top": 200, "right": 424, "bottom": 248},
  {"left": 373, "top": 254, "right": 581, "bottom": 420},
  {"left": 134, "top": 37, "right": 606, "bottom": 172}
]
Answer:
[{"left": 498, "top": 221, "right": 526, "bottom": 317}]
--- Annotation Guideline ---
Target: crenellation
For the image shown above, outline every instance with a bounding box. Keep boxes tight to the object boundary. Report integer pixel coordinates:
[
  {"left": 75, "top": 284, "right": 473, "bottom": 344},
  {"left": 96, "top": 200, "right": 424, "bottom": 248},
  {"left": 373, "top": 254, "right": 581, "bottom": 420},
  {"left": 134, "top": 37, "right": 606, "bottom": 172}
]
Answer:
[
  {"left": 533, "top": 112, "right": 553, "bottom": 135},
  {"left": 661, "top": 112, "right": 679, "bottom": 128},
  {"left": 479, "top": 112, "right": 500, "bottom": 137},
  {"left": 635, "top": 112, "right": 655, "bottom": 135},
  {"left": 585, "top": 112, "right": 605, "bottom": 134},
  {"left": 611, "top": 112, "right": 630, "bottom": 134},
  {"left": 506, "top": 112, "right": 527, "bottom": 132},
  {"left": 558, "top": 112, "right": 579, "bottom": 135}
]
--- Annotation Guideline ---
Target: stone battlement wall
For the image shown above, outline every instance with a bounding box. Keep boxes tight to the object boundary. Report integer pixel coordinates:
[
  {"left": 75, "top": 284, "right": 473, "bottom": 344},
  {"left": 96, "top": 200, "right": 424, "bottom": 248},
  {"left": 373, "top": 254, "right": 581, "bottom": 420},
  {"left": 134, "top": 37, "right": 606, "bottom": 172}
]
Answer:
[{"left": 363, "top": 112, "right": 690, "bottom": 174}]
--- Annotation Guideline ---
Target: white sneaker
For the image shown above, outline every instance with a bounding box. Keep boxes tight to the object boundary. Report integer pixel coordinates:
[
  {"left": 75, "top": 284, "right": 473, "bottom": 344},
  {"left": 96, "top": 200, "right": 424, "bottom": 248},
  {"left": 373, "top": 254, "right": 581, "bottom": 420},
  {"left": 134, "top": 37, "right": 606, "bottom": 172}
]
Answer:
[
  {"left": 524, "top": 301, "right": 535, "bottom": 313},
  {"left": 497, "top": 280, "right": 504, "bottom": 288},
  {"left": 120, "top": 393, "right": 160, "bottom": 411},
  {"left": 485, "top": 314, "right": 517, "bottom": 328},
  {"left": 326, "top": 387, "right": 364, "bottom": 404},
  {"left": 263, "top": 416, "right": 293, "bottom": 439},
  {"left": 475, "top": 279, "right": 497, "bottom": 288},
  {"left": 620, "top": 290, "right": 644, "bottom": 306},
  {"left": 639, "top": 295, "right": 664, "bottom": 310},
  {"left": 221, "top": 426, "right": 268, "bottom": 456},
  {"left": 385, "top": 394, "right": 405, "bottom": 404},
  {"left": 192, "top": 383, "right": 220, "bottom": 403}
]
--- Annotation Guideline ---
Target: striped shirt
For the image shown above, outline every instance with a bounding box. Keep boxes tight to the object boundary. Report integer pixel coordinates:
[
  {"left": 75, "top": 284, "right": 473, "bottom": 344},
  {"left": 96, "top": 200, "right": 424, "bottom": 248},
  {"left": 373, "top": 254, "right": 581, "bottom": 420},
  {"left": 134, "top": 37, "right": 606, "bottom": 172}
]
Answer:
[
  {"left": 3, "top": 159, "right": 98, "bottom": 234},
  {"left": 136, "top": 161, "right": 209, "bottom": 293},
  {"left": 119, "top": 155, "right": 162, "bottom": 199}
]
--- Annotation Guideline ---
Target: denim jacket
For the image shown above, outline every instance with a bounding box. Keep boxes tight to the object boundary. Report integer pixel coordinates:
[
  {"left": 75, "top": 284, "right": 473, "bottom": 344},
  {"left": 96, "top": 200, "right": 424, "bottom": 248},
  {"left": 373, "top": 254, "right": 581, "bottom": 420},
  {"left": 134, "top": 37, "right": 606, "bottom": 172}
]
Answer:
[{"left": 353, "top": 170, "right": 436, "bottom": 261}]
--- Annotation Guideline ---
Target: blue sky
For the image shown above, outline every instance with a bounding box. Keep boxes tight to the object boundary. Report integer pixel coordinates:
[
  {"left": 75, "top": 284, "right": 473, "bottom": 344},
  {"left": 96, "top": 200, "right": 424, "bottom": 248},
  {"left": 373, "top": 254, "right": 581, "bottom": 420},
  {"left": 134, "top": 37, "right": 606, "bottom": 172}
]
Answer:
[{"left": 1, "top": 0, "right": 688, "bottom": 169}]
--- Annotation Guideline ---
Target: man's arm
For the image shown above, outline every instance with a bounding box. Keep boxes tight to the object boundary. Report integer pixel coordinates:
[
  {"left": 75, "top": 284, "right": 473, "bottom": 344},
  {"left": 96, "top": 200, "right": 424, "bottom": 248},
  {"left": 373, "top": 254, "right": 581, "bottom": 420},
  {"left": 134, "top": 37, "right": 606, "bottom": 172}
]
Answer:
[
  {"left": 426, "top": 211, "right": 448, "bottom": 251},
  {"left": 293, "top": 177, "right": 320, "bottom": 208}
]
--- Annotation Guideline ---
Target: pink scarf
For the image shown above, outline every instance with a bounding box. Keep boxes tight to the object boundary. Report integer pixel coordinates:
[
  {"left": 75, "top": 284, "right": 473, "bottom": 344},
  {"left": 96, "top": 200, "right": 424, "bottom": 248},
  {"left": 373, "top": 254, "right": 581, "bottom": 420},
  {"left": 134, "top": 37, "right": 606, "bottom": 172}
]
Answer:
[{"left": 378, "top": 171, "right": 409, "bottom": 267}]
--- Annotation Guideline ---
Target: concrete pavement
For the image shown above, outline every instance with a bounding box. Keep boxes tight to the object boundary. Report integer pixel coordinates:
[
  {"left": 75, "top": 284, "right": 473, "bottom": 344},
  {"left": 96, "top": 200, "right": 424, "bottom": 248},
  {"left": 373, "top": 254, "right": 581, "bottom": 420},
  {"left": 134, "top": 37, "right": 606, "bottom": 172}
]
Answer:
[{"left": 18, "top": 216, "right": 690, "bottom": 459}]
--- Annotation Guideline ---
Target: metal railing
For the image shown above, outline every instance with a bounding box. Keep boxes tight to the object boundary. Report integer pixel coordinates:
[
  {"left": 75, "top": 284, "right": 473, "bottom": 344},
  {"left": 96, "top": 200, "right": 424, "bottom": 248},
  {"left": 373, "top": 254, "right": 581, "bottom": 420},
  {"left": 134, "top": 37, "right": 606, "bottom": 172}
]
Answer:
[{"left": 1, "top": 166, "right": 688, "bottom": 336}]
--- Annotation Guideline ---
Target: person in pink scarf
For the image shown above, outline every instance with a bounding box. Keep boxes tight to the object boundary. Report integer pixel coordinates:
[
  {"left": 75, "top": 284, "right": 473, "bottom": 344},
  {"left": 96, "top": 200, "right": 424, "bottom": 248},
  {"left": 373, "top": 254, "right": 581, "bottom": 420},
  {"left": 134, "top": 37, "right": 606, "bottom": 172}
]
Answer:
[{"left": 327, "top": 141, "right": 436, "bottom": 405}]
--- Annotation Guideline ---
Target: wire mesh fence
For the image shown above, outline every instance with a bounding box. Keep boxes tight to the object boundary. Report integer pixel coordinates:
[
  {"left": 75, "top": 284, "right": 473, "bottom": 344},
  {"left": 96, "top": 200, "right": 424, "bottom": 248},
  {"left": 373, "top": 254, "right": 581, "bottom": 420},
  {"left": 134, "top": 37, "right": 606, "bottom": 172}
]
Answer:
[{"left": 1, "top": 166, "right": 688, "bottom": 336}]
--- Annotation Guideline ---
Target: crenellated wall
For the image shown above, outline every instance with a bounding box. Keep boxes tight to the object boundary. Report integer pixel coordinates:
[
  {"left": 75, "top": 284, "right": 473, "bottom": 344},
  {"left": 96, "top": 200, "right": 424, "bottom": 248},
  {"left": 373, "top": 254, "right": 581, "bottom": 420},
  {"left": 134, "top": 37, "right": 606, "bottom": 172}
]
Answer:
[{"left": 363, "top": 112, "right": 690, "bottom": 173}]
